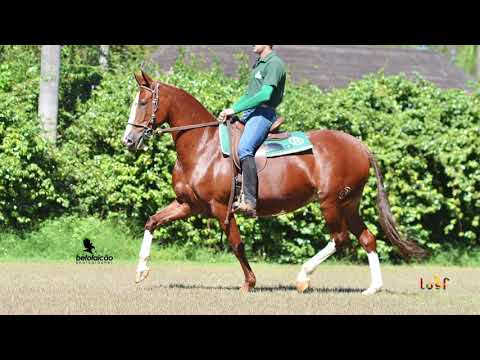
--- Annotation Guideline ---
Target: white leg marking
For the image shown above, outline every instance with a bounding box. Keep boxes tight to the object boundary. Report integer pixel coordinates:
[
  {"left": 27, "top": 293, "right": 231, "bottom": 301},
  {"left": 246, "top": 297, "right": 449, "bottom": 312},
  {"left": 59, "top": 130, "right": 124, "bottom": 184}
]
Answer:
[
  {"left": 123, "top": 91, "right": 139, "bottom": 143},
  {"left": 362, "top": 251, "right": 383, "bottom": 295},
  {"left": 137, "top": 230, "right": 153, "bottom": 273},
  {"left": 296, "top": 241, "right": 336, "bottom": 283}
]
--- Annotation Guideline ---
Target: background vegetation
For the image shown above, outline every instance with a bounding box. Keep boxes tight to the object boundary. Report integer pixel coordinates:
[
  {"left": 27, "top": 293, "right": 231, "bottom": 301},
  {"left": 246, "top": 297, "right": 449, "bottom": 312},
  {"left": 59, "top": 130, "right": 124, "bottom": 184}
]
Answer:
[{"left": 0, "top": 45, "right": 479, "bottom": 265}]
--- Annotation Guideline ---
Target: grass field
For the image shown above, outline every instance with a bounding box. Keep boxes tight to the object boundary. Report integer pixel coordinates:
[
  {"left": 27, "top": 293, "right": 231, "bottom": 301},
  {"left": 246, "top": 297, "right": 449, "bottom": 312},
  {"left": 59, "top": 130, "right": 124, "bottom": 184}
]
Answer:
[{"left": 1, "top": 261, "right": 478, "bottom": 315}]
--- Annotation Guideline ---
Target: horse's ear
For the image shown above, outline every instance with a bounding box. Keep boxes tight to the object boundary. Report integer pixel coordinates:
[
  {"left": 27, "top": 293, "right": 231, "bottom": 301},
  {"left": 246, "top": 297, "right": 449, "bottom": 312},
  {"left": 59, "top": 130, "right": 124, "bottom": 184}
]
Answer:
[
  {"left": 141, "top": 70, "right": 153, "bottom": 88},
  {"left": 134, "top": 72, "right": 144, "bottom": 86}
]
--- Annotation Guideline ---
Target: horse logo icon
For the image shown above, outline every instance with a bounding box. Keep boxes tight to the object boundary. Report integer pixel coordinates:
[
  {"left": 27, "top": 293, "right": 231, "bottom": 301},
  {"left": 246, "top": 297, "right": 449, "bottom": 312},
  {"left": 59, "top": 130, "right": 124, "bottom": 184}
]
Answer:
[{"left": 83, "top": 238, "right": 96, "bottom": 254}]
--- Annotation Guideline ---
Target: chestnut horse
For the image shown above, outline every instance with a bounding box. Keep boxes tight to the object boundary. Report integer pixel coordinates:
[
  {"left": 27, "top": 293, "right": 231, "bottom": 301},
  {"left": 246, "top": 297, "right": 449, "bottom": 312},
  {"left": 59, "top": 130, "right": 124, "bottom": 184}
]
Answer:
[{"left": 123, "top": 71, "right": 427, "bottom": 295}]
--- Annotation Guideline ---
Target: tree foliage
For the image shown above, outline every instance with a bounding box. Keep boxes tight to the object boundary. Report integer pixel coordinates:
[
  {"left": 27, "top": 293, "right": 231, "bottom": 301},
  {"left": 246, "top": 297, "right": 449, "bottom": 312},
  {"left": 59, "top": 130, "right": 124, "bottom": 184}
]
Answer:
[{"left": 1, "top": 46, "right": 479, "bottom": 263}]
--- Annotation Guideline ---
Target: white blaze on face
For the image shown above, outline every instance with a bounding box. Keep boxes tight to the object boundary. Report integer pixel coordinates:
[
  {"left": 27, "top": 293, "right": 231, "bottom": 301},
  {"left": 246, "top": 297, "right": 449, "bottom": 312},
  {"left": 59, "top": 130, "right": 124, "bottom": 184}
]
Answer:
[{"left": 123, "top": 91, "right": 140, "bottom": 143}]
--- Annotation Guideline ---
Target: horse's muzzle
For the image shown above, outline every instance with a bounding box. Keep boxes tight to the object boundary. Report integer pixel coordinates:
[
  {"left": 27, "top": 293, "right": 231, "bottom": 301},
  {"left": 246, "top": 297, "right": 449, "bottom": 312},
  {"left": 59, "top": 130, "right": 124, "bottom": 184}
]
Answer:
[
  {"left": 123, "top": 133, "right": 143, "bottom": 152},
  {"left": 123, "top": 134, "right": 136, "bottom": 150}
]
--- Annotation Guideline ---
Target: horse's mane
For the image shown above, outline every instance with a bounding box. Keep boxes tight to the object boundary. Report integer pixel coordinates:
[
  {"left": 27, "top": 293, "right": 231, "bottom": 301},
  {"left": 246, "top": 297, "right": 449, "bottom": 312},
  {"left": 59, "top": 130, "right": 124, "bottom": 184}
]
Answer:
[{"left": 159, "top": 82, "right": 216, "bottom": 121}]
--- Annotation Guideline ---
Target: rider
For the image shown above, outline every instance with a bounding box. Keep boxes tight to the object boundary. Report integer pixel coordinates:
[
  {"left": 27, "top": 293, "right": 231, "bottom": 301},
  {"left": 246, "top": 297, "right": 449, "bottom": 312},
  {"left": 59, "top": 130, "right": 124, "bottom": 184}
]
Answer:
[{"left": 218, "top": 45, "right": 287, "bottom": 217}]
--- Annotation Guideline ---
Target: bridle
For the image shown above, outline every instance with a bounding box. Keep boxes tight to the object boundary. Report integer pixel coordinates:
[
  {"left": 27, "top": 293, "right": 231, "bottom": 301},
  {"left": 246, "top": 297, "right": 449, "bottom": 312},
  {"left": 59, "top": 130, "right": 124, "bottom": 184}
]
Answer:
[
  {"left": 127, "top": 82, "right": 221, "bottom": 141},
  {"left": 127, "top": 83, "right": 160, "bottom": 141}
]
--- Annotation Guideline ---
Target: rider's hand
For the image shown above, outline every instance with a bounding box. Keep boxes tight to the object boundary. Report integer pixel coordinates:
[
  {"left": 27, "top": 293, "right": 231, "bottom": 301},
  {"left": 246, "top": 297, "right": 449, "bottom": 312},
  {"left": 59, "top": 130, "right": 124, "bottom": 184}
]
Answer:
[{"left": 218, "top": 108, "right": 235, "bottom": 123}]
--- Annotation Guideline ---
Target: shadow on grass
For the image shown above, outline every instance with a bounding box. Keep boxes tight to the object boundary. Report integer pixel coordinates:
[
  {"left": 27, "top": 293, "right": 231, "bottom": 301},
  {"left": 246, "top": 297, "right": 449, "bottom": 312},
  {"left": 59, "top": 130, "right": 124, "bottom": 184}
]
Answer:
[
  {"left": 141, "top": 283, "right": 419, "bottom": 296},
  {"left": 143, "top": 283, "right": 368, "bottom": 294}
]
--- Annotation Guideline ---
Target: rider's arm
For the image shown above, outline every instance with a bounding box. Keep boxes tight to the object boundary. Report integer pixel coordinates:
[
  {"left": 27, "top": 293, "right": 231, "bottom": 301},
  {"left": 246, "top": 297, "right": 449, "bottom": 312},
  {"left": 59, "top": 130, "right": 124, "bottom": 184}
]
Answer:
[
  {"left": 232, "top": 85, "right": 274, "bottom": 114},
  {"left": 234, "top": 94, "right": 249, "bottom": 105}
]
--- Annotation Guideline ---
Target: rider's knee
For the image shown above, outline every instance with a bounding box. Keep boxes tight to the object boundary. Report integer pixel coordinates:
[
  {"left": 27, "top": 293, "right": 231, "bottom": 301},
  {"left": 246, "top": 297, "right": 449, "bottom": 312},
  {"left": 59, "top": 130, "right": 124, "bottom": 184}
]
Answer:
[{"left": 238, "top": 146, "right": 254, "bottom": 161}]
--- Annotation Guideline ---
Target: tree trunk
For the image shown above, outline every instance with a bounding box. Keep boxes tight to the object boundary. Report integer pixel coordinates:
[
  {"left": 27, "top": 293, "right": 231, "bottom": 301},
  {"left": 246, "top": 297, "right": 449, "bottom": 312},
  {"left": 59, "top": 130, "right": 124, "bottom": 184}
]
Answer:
[
  {"left": 476, "top": 45, "right": 480, "bottom": 80},
  {"left": 99, "top": 45, "right": 110, "bottom": 70},
  {"left": 449, "top": 46, "right": 457, "bottom": 64},
  {"left": 38, "top": 45, "right": 61, "bottom": 144}
]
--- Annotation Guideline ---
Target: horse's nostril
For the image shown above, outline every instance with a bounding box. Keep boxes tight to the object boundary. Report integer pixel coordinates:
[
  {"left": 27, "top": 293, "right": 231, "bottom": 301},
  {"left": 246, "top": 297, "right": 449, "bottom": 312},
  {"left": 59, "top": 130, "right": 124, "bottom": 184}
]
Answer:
[{"left": 124, "top": 136, "right": 134, "bottom": 146}]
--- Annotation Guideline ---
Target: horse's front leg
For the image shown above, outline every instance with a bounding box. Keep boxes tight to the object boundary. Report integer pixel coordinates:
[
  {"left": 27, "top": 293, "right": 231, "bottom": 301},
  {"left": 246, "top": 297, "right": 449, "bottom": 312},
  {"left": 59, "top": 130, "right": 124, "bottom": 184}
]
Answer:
[
  {"left": 135, "top": 200, "right": 193, "bottom": 284},
  {"left": 212, "top": 202, "right": 256, "bottom": 292}
]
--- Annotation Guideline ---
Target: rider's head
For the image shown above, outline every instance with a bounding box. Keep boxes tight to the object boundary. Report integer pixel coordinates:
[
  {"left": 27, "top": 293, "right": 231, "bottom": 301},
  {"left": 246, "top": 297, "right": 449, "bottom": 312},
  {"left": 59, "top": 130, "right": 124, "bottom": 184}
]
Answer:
[{"left": 252, "top": 45, "right": 274, "bottom": 55}]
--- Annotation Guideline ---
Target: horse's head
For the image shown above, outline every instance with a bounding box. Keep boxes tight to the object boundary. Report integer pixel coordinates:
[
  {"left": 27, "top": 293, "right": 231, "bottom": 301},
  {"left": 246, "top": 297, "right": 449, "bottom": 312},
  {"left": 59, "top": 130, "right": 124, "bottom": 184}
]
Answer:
[{"left": 122, "top": 70, "right": 170, "bottom": 151}]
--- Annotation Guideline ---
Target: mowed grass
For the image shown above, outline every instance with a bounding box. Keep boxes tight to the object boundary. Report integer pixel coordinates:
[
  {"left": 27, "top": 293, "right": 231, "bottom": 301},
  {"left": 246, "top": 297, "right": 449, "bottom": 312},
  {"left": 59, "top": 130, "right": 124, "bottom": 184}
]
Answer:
[{"left": 0, "top": 261, "right": 479, "bottom": 315}]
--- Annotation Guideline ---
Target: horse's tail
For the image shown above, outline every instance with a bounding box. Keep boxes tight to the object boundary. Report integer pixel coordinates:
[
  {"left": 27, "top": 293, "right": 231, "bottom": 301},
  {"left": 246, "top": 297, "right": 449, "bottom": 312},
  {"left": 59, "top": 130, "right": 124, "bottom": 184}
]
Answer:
[{"left": 368, "top": 152, "right": 429, "bottom": 261}]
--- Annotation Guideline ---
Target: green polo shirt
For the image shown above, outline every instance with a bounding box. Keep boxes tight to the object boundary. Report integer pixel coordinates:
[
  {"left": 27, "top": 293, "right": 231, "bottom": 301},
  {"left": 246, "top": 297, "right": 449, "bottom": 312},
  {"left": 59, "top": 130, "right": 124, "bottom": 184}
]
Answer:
[{"left": 246, "top": 51, "right": 286, "bottom": 109}]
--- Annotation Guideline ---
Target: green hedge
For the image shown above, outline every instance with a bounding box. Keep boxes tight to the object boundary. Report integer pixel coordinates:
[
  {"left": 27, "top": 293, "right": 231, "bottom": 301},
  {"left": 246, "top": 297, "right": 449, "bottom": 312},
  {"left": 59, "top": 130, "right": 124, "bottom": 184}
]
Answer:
[
  {"left": 1, "top": 46, "right": 479, "bottom": 264},
  {"left": 0, "top": 46, "right": 68, "bottom": 228},
  {"left": 0, "top": 45, "right": 146, "bottom": 229}
]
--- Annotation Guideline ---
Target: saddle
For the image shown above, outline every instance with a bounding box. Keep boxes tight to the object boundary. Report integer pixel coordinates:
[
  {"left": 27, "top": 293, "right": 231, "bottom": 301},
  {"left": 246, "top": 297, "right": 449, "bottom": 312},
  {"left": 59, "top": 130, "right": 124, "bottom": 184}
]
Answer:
[
  {"left": 221, "top": 115, "right": 313, "bottom": 224},
  {"left": 230, "top": 116, "right": 288, "bottom": 174}
]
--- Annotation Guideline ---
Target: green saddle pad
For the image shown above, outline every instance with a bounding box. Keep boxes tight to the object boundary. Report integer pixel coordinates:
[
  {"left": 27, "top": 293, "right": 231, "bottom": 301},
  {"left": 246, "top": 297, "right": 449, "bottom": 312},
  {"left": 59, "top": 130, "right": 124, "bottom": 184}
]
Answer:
[{"left": 219, "top": 123, "right": 313, "bottom": 158}]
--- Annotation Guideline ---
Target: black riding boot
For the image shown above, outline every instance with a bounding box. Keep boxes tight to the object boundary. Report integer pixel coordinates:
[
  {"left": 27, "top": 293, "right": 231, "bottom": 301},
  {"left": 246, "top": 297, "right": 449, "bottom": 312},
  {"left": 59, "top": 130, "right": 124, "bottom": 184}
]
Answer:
[{"left": 234, "top": 156, "right": 258, "bottom": 217}]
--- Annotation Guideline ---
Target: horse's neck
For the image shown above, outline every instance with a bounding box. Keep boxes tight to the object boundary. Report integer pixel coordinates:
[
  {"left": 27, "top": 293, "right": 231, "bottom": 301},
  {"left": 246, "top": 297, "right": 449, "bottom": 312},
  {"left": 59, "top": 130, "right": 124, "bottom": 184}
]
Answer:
[
  {"left": 168, "top": 89, "right": 216, "bottom": 129},
  {"left": 166, "top": 87, "right": 219, "bottom": 168}
]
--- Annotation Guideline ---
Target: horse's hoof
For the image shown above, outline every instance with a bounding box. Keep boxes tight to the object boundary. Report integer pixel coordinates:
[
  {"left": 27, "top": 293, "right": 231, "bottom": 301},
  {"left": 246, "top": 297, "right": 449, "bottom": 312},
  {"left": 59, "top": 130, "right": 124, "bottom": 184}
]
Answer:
[
  {"left": 362, "top": 287, "right": 381, "bottom": 296},
  {"left": 135, "top": 269, "right": 150, "bottom": 284},
  {"left": 240, "top": 282, "right": 254, "bottom": 293},
  {"left": 296, "top": 279, "right": 310, "bottom": 294}
]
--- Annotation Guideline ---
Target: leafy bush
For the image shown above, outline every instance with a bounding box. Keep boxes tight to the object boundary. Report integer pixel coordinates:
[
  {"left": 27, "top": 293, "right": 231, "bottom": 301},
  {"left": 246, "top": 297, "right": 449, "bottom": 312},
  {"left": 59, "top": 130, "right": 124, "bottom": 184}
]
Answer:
[
  {"left": 1, "top": 46, "right": 479, "bottom": 264},
  {"left": 0, "top": 46, "right": 69, "bottom": 228},
  {"left": 0, "top": 45, "right": 147, "bottom": 229}
]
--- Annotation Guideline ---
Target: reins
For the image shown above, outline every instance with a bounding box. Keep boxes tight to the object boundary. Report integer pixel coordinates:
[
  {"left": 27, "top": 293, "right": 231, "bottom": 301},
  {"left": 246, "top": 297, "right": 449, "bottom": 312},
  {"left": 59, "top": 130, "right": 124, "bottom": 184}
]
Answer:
[
  {"left": 153, "top": 121, "right": 221, "bottom": 136},
  {"left": 128, "top": 83, "right": 221, "bottom": 137}
]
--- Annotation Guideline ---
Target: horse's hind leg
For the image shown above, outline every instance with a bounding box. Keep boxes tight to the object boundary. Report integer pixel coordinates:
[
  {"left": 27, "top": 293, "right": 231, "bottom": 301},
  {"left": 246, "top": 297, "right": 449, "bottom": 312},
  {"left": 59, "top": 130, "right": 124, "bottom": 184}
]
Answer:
[
  {"left": 135, "top": 200, "right": 193, "bottom": 284},
  {"left": 296, "top": 202, "right": 349, "bottom": 293},
  {"left": 344, "top": 200, "right": 383, "bottom": 295}
]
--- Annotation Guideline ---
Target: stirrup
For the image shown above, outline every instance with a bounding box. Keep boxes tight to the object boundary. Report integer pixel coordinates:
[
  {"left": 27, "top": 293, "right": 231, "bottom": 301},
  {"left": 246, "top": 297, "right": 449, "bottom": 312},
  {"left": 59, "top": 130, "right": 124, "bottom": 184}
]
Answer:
[{"left": 232, "top": 200, "right": 257, "bottom": 218}]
